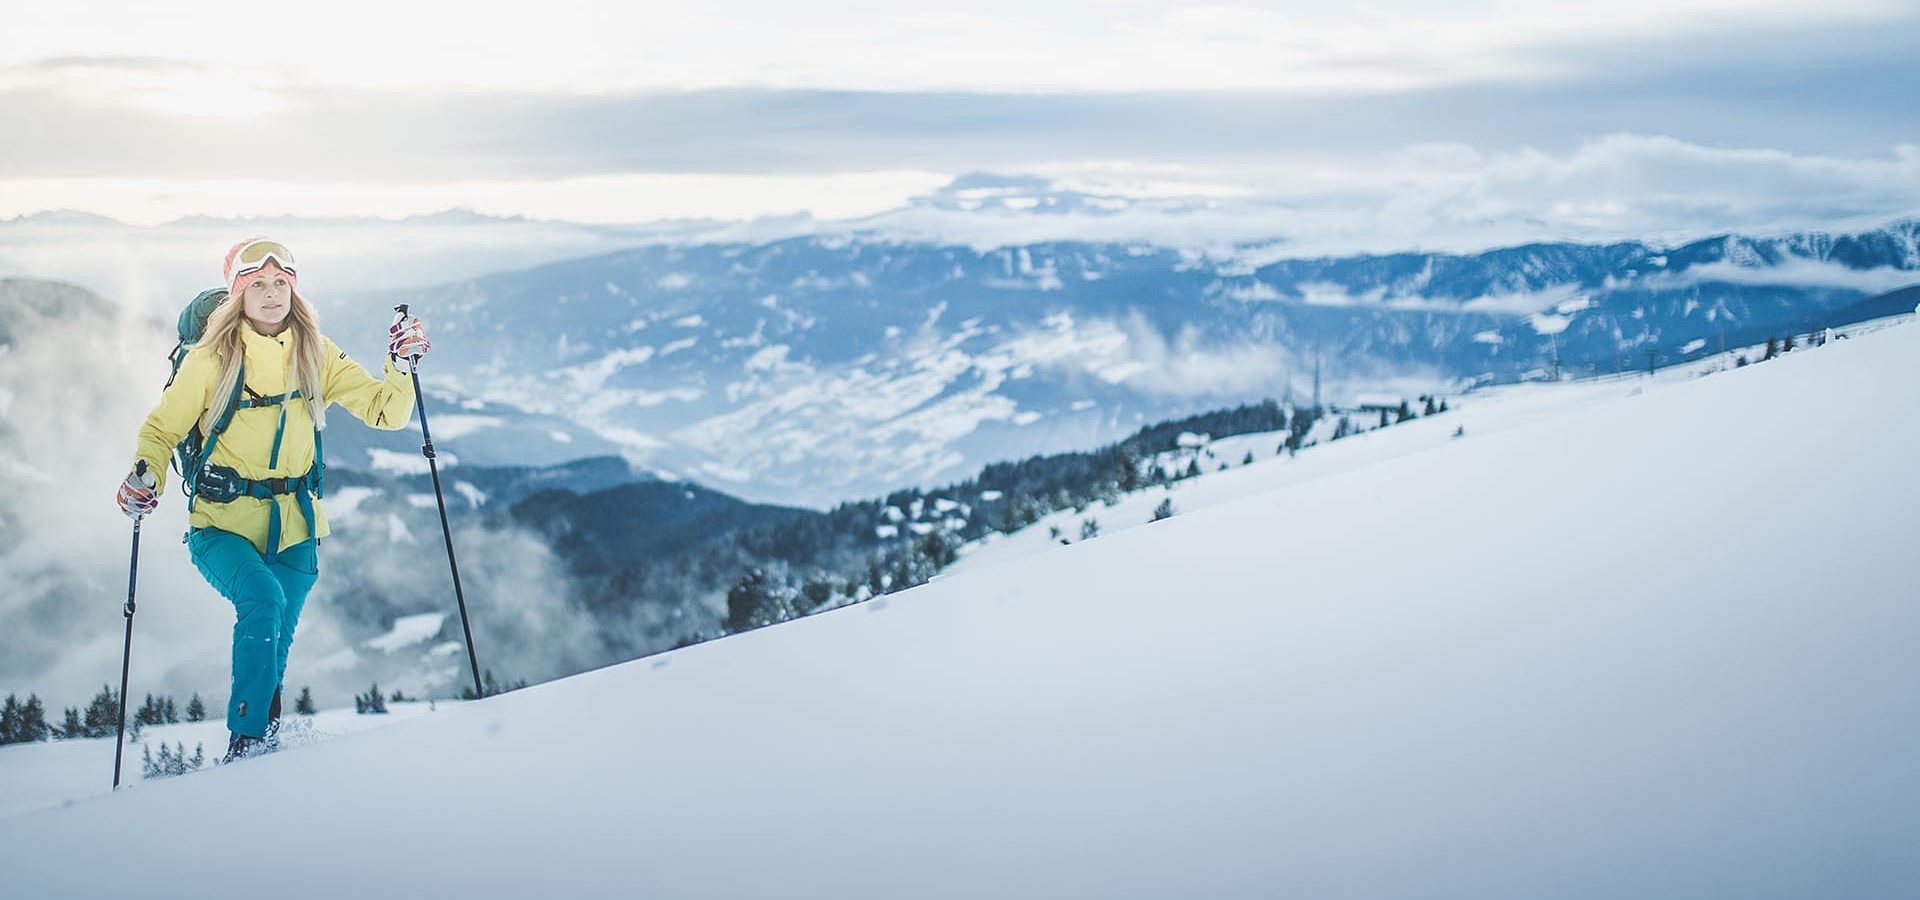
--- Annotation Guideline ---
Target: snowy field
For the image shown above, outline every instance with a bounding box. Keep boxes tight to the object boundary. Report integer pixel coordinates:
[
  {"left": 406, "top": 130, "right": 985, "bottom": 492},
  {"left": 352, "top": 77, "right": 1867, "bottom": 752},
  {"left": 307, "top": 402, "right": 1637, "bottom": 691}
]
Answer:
[
  {"left": 1, "top": 319, "right": 1916, "bottom": 898},
  {"left": 0, "top": 703, "right": 438, "bottom": 821}
]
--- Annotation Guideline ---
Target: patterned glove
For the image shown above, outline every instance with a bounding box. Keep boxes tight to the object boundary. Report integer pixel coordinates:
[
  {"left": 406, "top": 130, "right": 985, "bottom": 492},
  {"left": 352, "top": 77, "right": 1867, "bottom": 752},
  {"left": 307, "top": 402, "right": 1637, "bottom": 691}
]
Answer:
[
  {"left": 117, "top": 465, "right": 158, "bottom": 519},
  {"left": 389, "top": 314, "right": 431, "bottom": 362}
]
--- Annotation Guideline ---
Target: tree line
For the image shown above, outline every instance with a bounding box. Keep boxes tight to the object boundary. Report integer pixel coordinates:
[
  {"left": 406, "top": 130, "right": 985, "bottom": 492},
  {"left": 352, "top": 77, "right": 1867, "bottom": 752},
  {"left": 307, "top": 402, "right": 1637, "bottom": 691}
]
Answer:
[{"left": 0, "top": 685, "right": 339, "bottom": 744}]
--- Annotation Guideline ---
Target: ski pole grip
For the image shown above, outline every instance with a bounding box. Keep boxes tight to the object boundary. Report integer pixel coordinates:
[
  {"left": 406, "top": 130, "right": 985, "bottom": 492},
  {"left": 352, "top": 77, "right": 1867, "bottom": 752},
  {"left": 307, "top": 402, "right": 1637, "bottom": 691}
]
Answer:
[{"left": 392, "top": 305, "right": 413, "bottom": 364}]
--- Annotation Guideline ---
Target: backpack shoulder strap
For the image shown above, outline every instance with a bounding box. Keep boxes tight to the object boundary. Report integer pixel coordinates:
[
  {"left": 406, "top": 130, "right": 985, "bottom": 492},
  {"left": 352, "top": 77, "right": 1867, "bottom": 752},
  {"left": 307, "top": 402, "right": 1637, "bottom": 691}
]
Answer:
[{"left": 183, "top": 361, "right": 248, "bottom": 511}]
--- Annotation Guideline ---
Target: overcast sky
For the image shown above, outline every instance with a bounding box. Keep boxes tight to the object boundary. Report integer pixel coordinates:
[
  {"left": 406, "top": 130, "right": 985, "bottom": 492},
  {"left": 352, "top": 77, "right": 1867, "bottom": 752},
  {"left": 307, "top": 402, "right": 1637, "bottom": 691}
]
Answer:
[{"left": 2, "top": 1, "right": 1917, "bottom": 240}]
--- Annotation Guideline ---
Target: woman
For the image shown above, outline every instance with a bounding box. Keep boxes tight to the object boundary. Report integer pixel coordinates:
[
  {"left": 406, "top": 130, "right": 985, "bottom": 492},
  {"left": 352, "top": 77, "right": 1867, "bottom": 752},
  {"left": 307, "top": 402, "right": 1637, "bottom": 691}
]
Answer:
[{"left": 115, "top": 237, "right": 432, "bottom": 762}]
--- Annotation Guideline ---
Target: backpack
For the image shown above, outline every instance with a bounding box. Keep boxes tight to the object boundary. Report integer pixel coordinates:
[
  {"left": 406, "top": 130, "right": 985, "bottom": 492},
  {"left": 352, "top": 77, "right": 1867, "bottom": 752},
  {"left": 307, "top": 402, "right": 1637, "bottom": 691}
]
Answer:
[
  {"left": 167, "top": 288, "right": 229, "bottom": 386},
  {"left": 164, "top": 289, "right": 325, "bottom": 507}
]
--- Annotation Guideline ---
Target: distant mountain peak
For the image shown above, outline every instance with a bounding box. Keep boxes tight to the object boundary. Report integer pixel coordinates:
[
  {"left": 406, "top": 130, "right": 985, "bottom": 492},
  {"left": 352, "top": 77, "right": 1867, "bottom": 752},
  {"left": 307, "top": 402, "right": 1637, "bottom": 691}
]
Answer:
[
  {"left": 909, "top": 171, "right": 1141, "bottom": 217},
  {"left": 3, "top": 209, "right": 124, "bottom": 227},
  {"left": 404, "top": 208, "right": 532, "bottom": 225}
]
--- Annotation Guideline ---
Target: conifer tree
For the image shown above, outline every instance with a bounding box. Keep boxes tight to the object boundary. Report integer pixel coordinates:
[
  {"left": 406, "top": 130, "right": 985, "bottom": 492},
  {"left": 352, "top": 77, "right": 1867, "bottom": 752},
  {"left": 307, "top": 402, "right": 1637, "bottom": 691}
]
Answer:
[
  {"left": 61, "top": 707, "right": 82, "bottom": 739},
  {"left": 355, "top": 682, "right": 388, "bottom": 715},
  {"left": 136, "top": 693, "right": 164, "bottom": 727},
  {"left": 726, "top": 568, "right": 775, "bottom": 632},
  {"left": 1116, "top": 447, "right": 1141, "bottom": 492},
  {"left": 186, "top": 693, "right": 206, "bottom": 723},
  {"left": 918, "top": 531, "right": 957, "bottom": 569},
  {"left": 1150, "top": 498, "right": 1175, "bottom": 522},
  {"left": 800, "top": 575, "right": 835, "bottom": 611},
  {"left": 20, "top": 695, "right": 48, "bottom": 742},
  {"left": 83, "top": 685, "right": 119, "bottom": 738},
  {"left": 295, "top": 686, "right": 316, "bottom": 716},
  {"left": 0, "top": 695, "right": 19, "bottom": 744}
]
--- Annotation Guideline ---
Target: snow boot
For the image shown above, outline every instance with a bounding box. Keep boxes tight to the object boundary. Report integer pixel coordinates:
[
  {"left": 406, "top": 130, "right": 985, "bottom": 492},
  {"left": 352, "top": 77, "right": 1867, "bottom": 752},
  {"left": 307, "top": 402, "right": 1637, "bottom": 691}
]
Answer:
[
  {"left": 223, "top": 731, "right": 266, "bottom": 764},
  {"left": 263, "top": 686, "right": 283, "bottom": 750}
]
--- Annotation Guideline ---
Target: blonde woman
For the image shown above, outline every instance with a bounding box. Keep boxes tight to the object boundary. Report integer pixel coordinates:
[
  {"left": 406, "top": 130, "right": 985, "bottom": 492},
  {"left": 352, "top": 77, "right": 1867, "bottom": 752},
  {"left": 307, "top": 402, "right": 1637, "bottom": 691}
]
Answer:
[{"left": 116, "top": 237, "right": 431, "bottom": 762}]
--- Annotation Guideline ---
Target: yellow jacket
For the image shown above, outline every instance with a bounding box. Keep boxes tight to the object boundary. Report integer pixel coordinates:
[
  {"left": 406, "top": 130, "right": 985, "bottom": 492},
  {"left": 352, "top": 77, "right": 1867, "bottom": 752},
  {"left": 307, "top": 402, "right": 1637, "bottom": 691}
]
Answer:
[{"left": 134, "top": 320, "right": 417, "bottom": 554}]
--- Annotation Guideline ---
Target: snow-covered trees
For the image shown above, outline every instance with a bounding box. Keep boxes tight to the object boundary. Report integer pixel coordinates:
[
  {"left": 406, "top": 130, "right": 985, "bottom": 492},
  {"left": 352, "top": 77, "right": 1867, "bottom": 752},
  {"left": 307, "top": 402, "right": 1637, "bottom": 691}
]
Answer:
[
  {"left": 355, "top": 683, "right": 388, "bottom": 715},
  {"left": 82, "top": 686, "right": 119, "bottom": 738},
  {"left": 0, "top": 694, "right": 50, "bottom": 744},
  {"left": 134, "top": 693, "right": 179, "bottom": 727},
  {"left": 459, "top": 670, "right": 527, "bottom": 700},
  {"left": 727, "top": 567, "right": 801, "bottom": 632},
  {"left": 141, "top": 742, "right": 205, "bottom": 779}
]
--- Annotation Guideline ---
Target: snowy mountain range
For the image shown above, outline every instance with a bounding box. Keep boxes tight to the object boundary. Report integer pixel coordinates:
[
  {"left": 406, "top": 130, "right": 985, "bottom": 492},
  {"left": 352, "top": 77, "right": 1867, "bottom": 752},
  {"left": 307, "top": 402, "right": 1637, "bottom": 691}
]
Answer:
[
  {"left": 4, "top": 305, "right": 1914, "bottom": 898},
  {"left": 323, "top": 219, "right": 1920, "bottom": 507}
]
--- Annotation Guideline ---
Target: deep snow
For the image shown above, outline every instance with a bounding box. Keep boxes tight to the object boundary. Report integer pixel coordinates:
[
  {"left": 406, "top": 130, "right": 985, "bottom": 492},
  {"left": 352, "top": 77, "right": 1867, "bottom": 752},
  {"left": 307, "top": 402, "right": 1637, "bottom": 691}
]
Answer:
[{"left": 1, "top": 320, "right": 1916, "bottom": 899}]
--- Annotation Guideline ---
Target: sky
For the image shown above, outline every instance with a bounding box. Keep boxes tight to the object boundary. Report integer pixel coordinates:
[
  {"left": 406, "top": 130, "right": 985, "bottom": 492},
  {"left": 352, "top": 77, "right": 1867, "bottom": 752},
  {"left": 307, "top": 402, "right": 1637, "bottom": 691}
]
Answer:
[{"left": 2, "top": 1, "right": 1919, "bottom": 240}]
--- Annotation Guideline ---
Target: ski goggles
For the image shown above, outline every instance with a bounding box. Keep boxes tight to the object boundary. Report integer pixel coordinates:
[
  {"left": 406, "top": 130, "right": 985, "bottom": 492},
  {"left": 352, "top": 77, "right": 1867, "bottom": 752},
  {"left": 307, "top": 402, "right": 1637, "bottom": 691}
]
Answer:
[{"left": 231, "top": 239, "right": 297, "bottom": 278}]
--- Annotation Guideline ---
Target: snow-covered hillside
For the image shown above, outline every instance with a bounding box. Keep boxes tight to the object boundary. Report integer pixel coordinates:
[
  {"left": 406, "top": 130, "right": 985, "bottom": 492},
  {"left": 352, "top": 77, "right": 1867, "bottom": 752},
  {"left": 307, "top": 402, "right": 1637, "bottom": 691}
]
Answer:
[
  {"left": 945, "top": 322, "right": 1903, "bottom": 579},
  {"left": 2, "top": 320, "right": 1916, "bottom": 898}
]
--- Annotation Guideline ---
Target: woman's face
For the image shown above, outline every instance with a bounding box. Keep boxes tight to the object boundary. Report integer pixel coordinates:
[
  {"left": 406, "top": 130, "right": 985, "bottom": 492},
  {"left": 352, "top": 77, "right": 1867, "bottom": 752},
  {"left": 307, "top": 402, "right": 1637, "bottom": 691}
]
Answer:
[{"left": 239, "top": 261, "right": 293, "bottom": 334}]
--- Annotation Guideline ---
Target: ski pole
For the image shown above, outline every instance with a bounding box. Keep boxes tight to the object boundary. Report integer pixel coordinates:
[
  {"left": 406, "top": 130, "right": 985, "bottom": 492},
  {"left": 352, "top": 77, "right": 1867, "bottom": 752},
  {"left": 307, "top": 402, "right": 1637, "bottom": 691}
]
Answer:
[
  {"left": 395, "top": 305, "right": 484, "bottom": 701},
  {"left": 113, "top": 460, "right": 147, "bottom": 790}
]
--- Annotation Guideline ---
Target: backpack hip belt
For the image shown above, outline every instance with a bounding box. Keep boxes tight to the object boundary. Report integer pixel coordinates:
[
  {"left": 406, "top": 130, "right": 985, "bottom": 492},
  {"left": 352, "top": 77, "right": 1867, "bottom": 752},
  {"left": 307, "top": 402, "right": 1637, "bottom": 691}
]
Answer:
[
  {"left": 192, "top": 464, "right": 321, "bottom": 563},
  {"left": 193, "top": 465, "right": 320, "bottom": 504}
]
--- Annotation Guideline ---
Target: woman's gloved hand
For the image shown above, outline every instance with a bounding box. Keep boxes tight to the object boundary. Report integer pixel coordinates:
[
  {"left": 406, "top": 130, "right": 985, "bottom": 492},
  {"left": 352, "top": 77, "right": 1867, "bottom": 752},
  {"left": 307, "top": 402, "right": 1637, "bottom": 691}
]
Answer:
[
  {"left": 389, "top": 313, "right": 431, "bottom": 362},
  {"left": 116, "top": 465, "right": 158, "bottom": 519}
]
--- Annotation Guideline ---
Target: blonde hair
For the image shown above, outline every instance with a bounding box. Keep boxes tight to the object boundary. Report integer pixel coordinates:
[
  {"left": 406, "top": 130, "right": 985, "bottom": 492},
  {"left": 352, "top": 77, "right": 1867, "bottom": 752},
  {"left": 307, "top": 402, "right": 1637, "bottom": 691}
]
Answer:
[{"left": 197, "top": 284, "right": 329, "bottom": 436}]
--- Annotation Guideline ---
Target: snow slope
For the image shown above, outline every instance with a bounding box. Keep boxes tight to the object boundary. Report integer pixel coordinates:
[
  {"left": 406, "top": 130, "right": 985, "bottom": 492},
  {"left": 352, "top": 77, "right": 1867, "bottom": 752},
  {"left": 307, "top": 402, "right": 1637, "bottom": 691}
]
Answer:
[
  {"left": 948, "top": 318, "right": 1908, "bottom": 580},
  {"left": 0, "top": 703, "right": 438, "bottom": 821},
  {"left": 3, "top": 323, "right": 1917, "bottom": 898}
]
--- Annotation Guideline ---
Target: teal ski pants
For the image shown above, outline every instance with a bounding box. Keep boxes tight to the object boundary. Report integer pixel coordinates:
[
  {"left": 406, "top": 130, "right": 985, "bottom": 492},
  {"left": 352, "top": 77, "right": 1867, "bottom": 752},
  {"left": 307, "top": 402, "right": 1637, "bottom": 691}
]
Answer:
[{"left": 187, "top": 527, "right": 319, "bottom": 738}]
